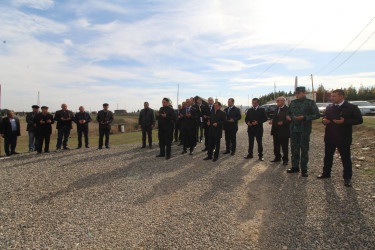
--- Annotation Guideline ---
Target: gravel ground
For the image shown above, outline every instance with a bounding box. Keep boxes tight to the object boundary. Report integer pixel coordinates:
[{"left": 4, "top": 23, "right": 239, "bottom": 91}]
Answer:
[{"left": 1, "top": 123, "right": 374, "bottom": 249}]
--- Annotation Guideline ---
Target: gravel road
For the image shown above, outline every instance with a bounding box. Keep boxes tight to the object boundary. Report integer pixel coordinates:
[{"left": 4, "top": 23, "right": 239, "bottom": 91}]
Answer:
[{"left": 1, "top": 123, "right": 374, "bottom": 249}]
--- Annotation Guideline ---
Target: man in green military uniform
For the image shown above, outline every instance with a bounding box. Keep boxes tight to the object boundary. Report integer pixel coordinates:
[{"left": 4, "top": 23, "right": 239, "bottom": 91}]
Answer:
[{"left": 286, "top": 86, "right": 320, "bottom": 177}]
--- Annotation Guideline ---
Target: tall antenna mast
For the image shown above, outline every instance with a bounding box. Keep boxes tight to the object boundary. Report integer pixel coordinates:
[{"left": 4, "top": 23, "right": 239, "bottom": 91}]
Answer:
[
  {"left": 37, "top": 91, "right": 40, "bottom": 106},
  {"left": 177, "top": 84, "right": 179, "bottom": 108}
]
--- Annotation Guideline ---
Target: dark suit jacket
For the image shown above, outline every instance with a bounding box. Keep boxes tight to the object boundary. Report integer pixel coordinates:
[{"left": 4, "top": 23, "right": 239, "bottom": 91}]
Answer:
[
  {"left": 324, "top": 101, "right": 363, "bottom": 145},
  {"left": 202, "top": 104, "right": 213, "bottom": 128},
  {"left": 271, "top": 106, "right": 290, "bottom": 139},
  {"left": 0, "top": 117, "right": 3, "bottom": 134},
  {"left": 245, "top": 107, "right": 267, "bottom": 135},
  {"left": 138, "top": 108, "right": 155, "bottom": 128},
  {"left": 96, "top": 110, "right": 114, "bottom": 130},
  {"left": 157, "top": 106, "right": 176, "bottom": 131},
  {"left": 34, "top": 113, "right": 54, "bottom": 135},
  {"left": 223, "top": 106, "right": 242, "bottom": 131},
  {"left": 180, "top": 106, "right": 199, "bottom": 131},
  {"left": 54, "top": 110, "right": 74, "bottom": 129},
  {"left": 208, "top": 109, "right": 226, "bottom": 138},
  {"left": 26, "top": 112, "right": 40, "bottom": 132},
  {"left": 74, "top": 111, "right": 92, "bottom": 128},
  {"left": 2, "top": 116, "right": 21, "bottom": 136}
]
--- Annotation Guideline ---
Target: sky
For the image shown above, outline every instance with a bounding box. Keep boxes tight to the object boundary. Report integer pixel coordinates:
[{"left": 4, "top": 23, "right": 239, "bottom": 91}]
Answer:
[{"left": 1, "top": 0, "right": 375, "bottom": 112}]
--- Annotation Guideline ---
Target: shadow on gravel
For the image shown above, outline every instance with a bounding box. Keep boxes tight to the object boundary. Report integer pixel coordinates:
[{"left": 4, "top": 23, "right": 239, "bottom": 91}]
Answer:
[
  {"left": 255, "top": 169, "right": 308, "bottom": 249},
  {"left": 322, "top": 181, "right": 375, "bottom": 248},
  {"left": 199, "top": 159, "right": 251, "bottom": 202},
  {"left": 134, "top": 160, "right": 219, "bottom": 205}
]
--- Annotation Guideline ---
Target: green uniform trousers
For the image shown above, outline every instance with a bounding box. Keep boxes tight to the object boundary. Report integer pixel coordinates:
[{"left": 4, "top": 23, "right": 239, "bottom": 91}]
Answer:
[{"left": 291, "top": 132, "right": 311, "bottom": 172}]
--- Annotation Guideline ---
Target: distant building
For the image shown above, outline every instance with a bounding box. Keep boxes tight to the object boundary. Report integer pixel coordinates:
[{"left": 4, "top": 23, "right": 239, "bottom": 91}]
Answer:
[{"left": 115, "top": 109, "right": 127, "bottom": 114}]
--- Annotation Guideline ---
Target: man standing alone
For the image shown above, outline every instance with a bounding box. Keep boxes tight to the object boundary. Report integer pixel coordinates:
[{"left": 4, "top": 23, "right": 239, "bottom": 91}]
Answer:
[
  {"left": 138, "top": 102, "right": 155, "bottom": 149},
  {"left": 97, "top": 103, "right": 114, "bottom": 149},
  {"left": 318, "top": 89, "right": 363, "bottom": 187},
  {"left": 26, "top": 105, "right": 40, "bottom": 152},
  {"left": 270, "top": 97, "right": 290, "bottom": 165},
  {"left": 223, "top": 98, "right": 242, "bottom": 155},
  {"left": 286, "top": 87, "right": 320, "bottom": 177},
  {"left": 74, "top": 106, "right": 92, "bottom": 149},
  {"left": 54, "top": 103, "right": 74, "bottom": 151},
  {"left": 1, "top": 110, "right": 21, "bottom": 156},
  {"left": 244, "top": 98, "right": 267, "bottom": 161}
]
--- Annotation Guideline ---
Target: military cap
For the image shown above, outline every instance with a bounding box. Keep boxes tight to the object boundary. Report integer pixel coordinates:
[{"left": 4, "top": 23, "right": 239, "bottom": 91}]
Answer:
[
  {"left": 295, "top": 86, "right": 306, "bottom": 93},
  {"left": 41, "top": 106, "right": 48, "bottom": 109},
  {"left": 103, "top": 103, "right": 109, "bottom": 106},
  {"left": 32, "top": 105, "right": 40, "bottom": 108}
]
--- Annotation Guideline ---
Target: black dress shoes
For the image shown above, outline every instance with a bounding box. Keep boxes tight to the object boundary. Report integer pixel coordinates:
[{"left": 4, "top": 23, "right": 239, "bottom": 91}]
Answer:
[
  {"left": 259, "top": 157, "right": 264, "bottom": 161},
  {"left": 181, "top": 150, "right": 187, "bottom": 154},
  {"left": 283, "top": 162, "right": 288, "bottom": 165},
  {"left": 85, "top": 145, "right": 90, "bottom": 148},
  {"left": 156, "top": 154, "right": 165, "bottom": 157},
  {"left": 287, "top": 168, "right": 299, "bottom": 173},
  {"left": 141, "top": 145, "right": 146, "bottom": 149},
  {"left": 213, "top": 158, "right": 218, "bottom": 162},
  {"left": 189, "top": 151, "right": 194, "bottom": 155},
  {"left": 11, "top": 152, "right": 20, "bottom": 155},
  {"left": 344, "top": 179, "right": 352, "bottom": 187},
  {"left": 244, "top": 155, "right": 253, "bottom": 159},
  {"left": 203, "top": 157, "right": 212, "bottom": 160},
  {"left": 166, "top": 155, "right": 171, "bottom": 160},
  {"left": 105, "top": 146, "right": 110, "bottom": 149},
  {"left": 231, "top": 151, "right": 235, "bottom": 156},
  {"left": 270, "top": 158, "right": 281, "bottom": 162},
  {"left": 317, "top": 173, "right": 331, "bottom": 179},
  {"left": 301, "top": 171, "right": 308, "bottom": 177},
  {"left": 223, "top": 151, "right": 230, "bottom": 154}
]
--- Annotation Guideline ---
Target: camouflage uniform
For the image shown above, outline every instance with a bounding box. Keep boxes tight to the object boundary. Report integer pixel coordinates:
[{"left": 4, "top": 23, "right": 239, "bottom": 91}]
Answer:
[{"left": 288, "top": 96, "right": 320, "bottom": 172}]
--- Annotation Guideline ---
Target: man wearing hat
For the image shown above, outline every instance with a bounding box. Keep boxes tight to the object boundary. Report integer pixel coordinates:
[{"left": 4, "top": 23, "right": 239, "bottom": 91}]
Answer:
[
  {"left": 34, "top": 106, "right": 54, "bottom": 154},
  {"left": 1, "top": 110, "right": 21, "bottom": 156},
  {"left": 54, "top": 103, "right": 74, "bottom": 151},
  {"left": 156, "top": 98, "right": 176, "bottom": 159},
  {"left": 286, "top": 86, "right": 320, "bottom": 177},
  {"left": 74, "top": 106, "right": 92, "bottom": 149},
  {"left": 26, "top": 105, "right": 40, "bottom": 152},
  {"left": 97, "top": 103, "right": 114, "bottom": 149}
]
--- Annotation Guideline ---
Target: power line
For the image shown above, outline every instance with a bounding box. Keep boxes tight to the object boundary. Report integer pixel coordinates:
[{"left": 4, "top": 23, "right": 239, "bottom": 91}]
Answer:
[
  {"left": 326, "top": 28, "right": 375, "bottom": 75},
  {"left": 316, "top": 16, "right": 375, "bottom": 75}
]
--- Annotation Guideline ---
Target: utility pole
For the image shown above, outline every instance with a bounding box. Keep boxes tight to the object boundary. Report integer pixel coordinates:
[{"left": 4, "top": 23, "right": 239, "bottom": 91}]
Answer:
[
  {"left": 274, "top": 82, "right": 276, "bottom": 101},
  {"left": 311, "top": 74, "right": 315, "bottom": 101},
  {"left": 37, "top": 91, "right": 40, "bottom": 106},
  {"left": 177, "top": 84, "right": 179, "bottom": 108}
]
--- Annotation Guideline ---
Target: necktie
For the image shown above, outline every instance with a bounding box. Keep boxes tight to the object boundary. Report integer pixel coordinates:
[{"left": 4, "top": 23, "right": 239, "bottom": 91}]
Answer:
[{"left": 210, "top": 105, "right": 212, "bottom": 111}]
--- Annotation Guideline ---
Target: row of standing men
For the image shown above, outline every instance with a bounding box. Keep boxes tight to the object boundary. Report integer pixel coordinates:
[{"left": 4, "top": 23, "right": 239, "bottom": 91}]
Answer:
[
  {"left": 0, "top": 103, "right": 114, "bottom": 155},
  {"left": 141, "top": 87, "right": 362, "bottom": 187}
]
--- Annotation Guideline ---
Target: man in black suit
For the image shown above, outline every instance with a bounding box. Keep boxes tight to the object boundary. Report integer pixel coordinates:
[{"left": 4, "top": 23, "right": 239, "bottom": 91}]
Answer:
[
  {"left": 97, "top": 103, "right": 114, "bottom": 149},
  {"left": 26, "top": 105, "right": 40, "bottom": 152},
  {"left": 318, "top": 89, "right": 363, "bottom": 187},
  {"left": 244, "top": 98, "right": 267, "bottom": 161},
  {"left": 54, "top": 103, "right": 74, "bottom": 151},
  {"left": 156, "top": 98, "right": 176, "bottom": 160},
  {"left": 204, "top": 102, "right": 226, "bottom": 162},
  {"left": 223, "top": 98, "right": 242, "bottom": 155},
  {"left": 138, "top": 102, "right": 155, "bottom": 149},
  {"left": 202, "top": 97, "right": 214, "bottom": 151},
  {"left": 174, "top": 104, "right": 182, "bottom": 143},
  {"left": 74, "top": 106, "right": 92, "bottom": 149},
  {"left": 195, "top": 98, "right": 205, "bottom": 143},
  {"left": 180, "top": 98, "right": 199, "bottom": 155},
  {"left": 269, "top": 97, "right": 290, "bottom": 165},
  {"left": 1, "top": 110, "right": 21, "bottom": 156},
  {"left": 34, "top": 106, "right": 54, "bottom": 154}
]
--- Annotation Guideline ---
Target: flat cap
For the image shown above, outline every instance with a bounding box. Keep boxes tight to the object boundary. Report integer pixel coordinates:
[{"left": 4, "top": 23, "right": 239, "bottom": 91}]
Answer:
[
  {"left": 295, "top": 86, "right": 306, "bottom": 93},
  {"left": 32, "top": 105, "right": 40, "bottom": 108},
  {"left": 41, "top": 106, "right": 48, "bottom": 109},
  {"left": 103, "top": 103, "right": 109, "bottom": 106}
]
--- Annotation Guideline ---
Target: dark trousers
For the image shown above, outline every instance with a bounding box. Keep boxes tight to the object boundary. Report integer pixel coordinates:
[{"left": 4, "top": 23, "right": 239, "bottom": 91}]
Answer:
[
  {"left": 56, "top": 126, "right": 71, "bottom": 149},
  {"left": 273, "top": 135, "right": 289, "bottom": 162},
  {"left": 77, "top": 125, "right": 89, "bottom": 147},
  {"left": 142, "top": 126, "right": 152, "bottom": 146},
  {"left": 224, "top": 128, "right": 237, "bottom": 152},
  {"left": 174, "top": 121, "right": 181, "bottom": 142},
  {"left": 37, "top": 133, "right": 51, "bottom": 153},
  {"left": 159, "top": 129, "right": 173, "bottom": 157},
  {"left": 291, "top": 132, "right": 311, "bottom": 172},
  {"left": 99, "top": 127, "right": 110, "bottom": 148},
  {"left": 207, "top": 136, "right": 221, "bottom": 159},
  {"left": 4, "top": 132, "right": 18, "bottom": 155},
  {"left": 28, "top": 131, "right": 38, "bottom": 150},
  {"left": 323, "top": 143, "right": 352, "bottom": 180},
  {"left": 204, "top": 126, "right": 209, "bottom": 148},
  {"left": 248, "top": 132, "right": 263, "bottom": 157}
]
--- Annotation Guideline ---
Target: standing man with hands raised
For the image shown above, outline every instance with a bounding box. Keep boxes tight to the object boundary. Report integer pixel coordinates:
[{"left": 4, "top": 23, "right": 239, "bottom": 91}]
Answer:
[
  {"left": 318, "top": 89, "right": 363, "bottom": 187},
  {"left": 223, "top": 98, "right": 242, "bottom": 156}
]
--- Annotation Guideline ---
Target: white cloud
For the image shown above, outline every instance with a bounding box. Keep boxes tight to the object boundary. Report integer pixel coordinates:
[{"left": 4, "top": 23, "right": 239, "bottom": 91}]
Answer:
[{"left": 12, "top": 0, "right": 54, "bottom": 10}]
